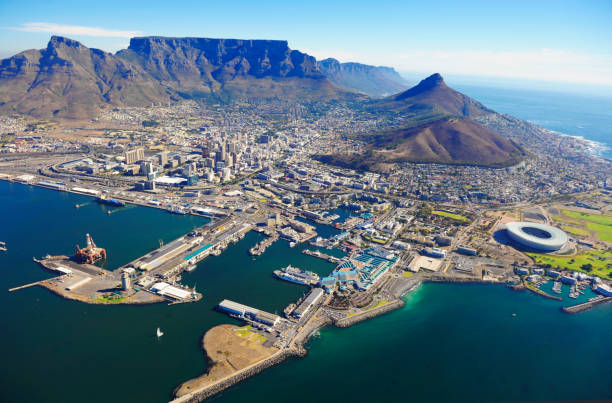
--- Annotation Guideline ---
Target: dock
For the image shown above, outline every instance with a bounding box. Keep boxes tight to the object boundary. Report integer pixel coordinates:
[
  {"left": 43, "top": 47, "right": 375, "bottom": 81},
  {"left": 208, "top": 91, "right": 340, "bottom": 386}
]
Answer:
[
  {"left": 249, "top": 231, "right": 279, "bottom": 256},
  {"left": 8, "top": 279, "right": 49, "bottom": 292},
  {"left": 302, "top": 249, "right": 341, "bottom": 264},
  {"left": 561, "top": 296, "right": 612, "bottom": 314}
]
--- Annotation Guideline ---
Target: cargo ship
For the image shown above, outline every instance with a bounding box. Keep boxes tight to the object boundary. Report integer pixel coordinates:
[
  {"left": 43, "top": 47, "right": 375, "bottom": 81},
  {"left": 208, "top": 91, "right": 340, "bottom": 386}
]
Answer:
[
  {"left": 96, "top": 195, "right": 125, "bottom": 207},
  {"left": 274, "top": 265, "right": 320, "bottom": 286}
]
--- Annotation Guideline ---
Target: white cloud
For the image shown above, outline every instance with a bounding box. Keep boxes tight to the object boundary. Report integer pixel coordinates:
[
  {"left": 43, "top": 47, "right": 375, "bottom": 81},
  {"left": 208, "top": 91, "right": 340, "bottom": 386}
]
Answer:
[
  {"left": 305, "top": 47, "right": 612, "bottom": 86},
  {"left": 391, "top": 49, "right": 612, "bottom": 86},
  {"left": 12, "top": 22, "right": 141, "bottom": 38}
]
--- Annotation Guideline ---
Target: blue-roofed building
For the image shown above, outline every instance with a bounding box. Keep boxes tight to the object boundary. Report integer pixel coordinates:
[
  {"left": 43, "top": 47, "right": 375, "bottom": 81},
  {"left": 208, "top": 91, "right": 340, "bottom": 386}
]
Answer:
[
  {"left": 330, "top": 247, "right": 398, "bottom": 290},
  {"left": 320, "top": 277, "right": 337, "bottom": 293}
]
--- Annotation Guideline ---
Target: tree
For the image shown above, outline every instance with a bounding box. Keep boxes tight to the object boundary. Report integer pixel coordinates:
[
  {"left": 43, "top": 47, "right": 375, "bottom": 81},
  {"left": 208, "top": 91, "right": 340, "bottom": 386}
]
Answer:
[{"left": 581, "top": 263, "right": 593, "bottom": 272}]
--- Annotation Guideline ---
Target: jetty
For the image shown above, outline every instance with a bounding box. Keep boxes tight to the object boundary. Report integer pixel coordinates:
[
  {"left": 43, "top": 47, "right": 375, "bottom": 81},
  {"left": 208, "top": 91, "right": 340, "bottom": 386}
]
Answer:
[
  {"left": 249, "top": 231, "right": 279, "bottom": 256},
  {"left": 8, "top": 279, "right": 49, "bottom": 292},
  {"left": 561, "top": 296, "right": 612, "bottom": 314},
  {"left": 302, "top": 249, "right": 341, "bottom": 264}
]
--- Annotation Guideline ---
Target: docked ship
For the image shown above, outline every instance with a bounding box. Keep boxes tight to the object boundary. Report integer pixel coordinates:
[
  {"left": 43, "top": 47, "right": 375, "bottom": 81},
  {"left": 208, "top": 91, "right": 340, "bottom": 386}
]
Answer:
[
  {"left": 96, "top": 195, "right": 125, "bottom": 207},
  {"left": 167, "top": 206, "right": 186, "bottom": 215},
  {"left": 274, "top": 265, "right": 320, "bottom": 286}
]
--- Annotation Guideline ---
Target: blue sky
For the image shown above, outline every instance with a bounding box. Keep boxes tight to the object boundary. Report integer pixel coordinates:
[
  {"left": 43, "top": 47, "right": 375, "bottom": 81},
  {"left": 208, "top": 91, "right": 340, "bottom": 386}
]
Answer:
[{"left": 1, "top": 0, "right": 611, "bottom": 88}]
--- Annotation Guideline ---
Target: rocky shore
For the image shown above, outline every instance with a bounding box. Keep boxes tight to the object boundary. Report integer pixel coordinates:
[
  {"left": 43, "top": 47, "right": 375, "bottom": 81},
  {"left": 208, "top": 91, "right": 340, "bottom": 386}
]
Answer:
[
  {"left": 172, "top": 348, "right": 301, "bottom": 403},
  {"left": 335, "top": 299, "right": 406, "bottom": 328}
]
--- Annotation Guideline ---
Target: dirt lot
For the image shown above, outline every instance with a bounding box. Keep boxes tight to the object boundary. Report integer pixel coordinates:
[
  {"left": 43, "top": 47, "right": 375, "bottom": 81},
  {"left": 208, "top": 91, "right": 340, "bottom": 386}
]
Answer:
[{"left": 175, "top": 324, "right": 279, "bottom": 397}]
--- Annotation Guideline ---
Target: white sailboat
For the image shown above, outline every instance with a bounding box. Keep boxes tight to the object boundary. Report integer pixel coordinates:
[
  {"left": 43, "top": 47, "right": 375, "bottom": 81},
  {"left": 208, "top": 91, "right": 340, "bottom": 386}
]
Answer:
[{"left": 156, "top": 327, "right": 164, "bottom": 338}]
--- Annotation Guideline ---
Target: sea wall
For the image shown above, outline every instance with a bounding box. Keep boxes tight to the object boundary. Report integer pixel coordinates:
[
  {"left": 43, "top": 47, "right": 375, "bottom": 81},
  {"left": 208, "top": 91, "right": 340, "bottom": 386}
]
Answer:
[
  {"left": 172, "top": 348, "right": 301, "bottom": 403},
  {"left": 335, "top": 299, "right": 405, "bottom": 328},
  {"left": 562, "top": 297, "right": 612, "bottom": 314}
]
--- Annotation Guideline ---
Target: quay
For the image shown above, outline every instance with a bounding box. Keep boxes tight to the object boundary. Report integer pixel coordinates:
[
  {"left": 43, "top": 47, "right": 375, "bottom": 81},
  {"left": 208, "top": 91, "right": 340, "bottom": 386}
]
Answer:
[
  {"left": 302, "top": 248, "right": 341, "bottom": 264},
  {"left": 249, "top": 230, "right": 279, "bottom": 256},
  {"left": 561, "top": 296, "right": 612, "bottom": 314}
]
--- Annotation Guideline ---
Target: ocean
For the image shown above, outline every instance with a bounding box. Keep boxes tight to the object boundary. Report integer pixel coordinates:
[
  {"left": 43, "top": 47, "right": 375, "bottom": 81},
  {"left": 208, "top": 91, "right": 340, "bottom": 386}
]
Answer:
[
  {"left": 2, "top": 181, "right": 612, "bottom": 403},
  {"left": 454, "top": 84, "right": 612, "bottom": 159}
]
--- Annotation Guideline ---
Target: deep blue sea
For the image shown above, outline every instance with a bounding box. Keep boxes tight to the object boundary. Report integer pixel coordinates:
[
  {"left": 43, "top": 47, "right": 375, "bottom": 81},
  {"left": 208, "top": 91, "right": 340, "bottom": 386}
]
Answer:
[
  {"left": 2, "top": 182, "right": 612, "bottom": 403},
  {"left": 454, "top": 84, "right": 612, "bottom": 159}
]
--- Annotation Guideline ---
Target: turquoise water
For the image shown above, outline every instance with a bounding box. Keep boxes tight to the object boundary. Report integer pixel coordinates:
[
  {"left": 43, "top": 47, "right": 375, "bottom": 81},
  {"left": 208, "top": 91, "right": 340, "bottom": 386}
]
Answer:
[
  {"left": 2, "top": 181, "right": 612, "bottom": 402},
  {"left": 455, "top": 84, "right": 612, "bottom": 159}
]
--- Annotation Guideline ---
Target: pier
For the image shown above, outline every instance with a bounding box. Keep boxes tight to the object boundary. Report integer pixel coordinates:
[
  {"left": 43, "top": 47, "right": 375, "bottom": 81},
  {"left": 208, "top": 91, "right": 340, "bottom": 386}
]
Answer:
[
  {"left": 561, "top": 296, "right": 612, "bottom": 314},
  {"left": 302, "top": 249, "right": 341, "bottom": 264},
  {"left": 249, "top": 230, "right": 279, "bottom": 256},
  {"left": 8, "top": 279, "right": 49, "bottom": 292}
]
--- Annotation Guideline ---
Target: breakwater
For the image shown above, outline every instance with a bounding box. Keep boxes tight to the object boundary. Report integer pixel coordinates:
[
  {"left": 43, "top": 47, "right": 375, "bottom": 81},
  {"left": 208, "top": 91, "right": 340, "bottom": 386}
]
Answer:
[
  {"left": 335, "top": 299, "right": 406, "bottom": 328},
  {"left": 171, "top": 349, "right": 301, "bottom": 403},
  {"left": 562, "top": 297, "right": 612, "bottom": 314}
]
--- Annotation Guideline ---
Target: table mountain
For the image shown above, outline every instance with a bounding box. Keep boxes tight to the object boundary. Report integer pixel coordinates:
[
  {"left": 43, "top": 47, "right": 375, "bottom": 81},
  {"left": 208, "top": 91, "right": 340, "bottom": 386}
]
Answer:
[{"left": 0, "top": 36, "right": 348, "bottom": 118}]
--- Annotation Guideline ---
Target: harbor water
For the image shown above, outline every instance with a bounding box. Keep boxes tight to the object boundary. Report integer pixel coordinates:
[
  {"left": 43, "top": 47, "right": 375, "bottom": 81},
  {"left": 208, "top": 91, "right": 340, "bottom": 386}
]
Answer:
[{"left": 1, "top": 180, "right": 612, "bottom": 403}]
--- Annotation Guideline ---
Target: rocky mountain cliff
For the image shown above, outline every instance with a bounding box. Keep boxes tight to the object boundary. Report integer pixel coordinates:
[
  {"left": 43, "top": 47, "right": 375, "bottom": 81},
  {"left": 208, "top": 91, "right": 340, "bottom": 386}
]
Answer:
[
  {"left": 0, "top": 36, "right": 347, "bottom": 118},
  {"left": 316, "top": 58, "right": 409, "bottom": 97}
]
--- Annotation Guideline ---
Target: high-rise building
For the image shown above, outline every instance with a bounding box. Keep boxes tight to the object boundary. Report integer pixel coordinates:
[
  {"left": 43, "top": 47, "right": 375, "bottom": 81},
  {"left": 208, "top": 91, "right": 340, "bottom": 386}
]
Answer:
[
  {"left": 157, "top": 151, "right": 168, "bottom": 166},
  {"left": 141, "top": 160, "right": 154, "bottom": 175},
  {"left": 125, "top": 148, "right": 145, "bottom": 164}
]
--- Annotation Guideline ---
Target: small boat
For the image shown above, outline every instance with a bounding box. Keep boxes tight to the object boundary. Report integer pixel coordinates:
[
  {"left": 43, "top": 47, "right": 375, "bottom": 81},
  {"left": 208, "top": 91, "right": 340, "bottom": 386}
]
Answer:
[
  {"left": 289, "top": 242, "right": 296, "bottom": 248},
  {"left": 156, "top": 327, "right": 164, "bottom": 338}
]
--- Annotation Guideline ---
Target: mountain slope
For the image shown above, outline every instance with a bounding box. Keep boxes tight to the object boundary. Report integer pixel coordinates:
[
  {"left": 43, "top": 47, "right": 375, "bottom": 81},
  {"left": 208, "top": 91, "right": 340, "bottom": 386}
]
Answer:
[
  {"left": 316, "top": 58, "right": 409, "bottom": 97},
  {"left": 0, "top": 36, "right": 349, "bottom": 118},
  {"left": 316, "top": 73, "right": 526, "bottom": 170},
  {"left": 316, "top": 117, "right": 525, "bottom": 171},
  {"left": 375, "top": 73, "right": 494, "bottom": 119},
  {"left": 0, "top": 36, "right": 170, "bottom": 118}
]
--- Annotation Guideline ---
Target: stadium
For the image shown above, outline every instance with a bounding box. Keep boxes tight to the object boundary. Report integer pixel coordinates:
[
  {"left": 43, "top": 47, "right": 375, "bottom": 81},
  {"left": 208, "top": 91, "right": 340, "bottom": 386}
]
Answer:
[{"left": 505, "top": 222, "right": 568, "bottom": 252}]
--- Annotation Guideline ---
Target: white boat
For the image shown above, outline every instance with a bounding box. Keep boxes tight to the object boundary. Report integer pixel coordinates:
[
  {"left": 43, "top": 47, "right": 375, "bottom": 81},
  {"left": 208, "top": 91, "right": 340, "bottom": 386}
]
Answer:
[
  {"left": 289, "top": 242, "right": 296, "bottom": 248},
  {"left": 156, "top": 327, "right": 164, "bottom": 338}
]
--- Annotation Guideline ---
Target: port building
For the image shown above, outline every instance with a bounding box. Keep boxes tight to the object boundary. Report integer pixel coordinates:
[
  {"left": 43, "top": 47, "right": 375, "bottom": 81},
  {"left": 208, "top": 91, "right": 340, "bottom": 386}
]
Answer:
[
  {"left": 217, "top": 299, "right": 281, "bottom": 327},
  {"left": 331, "top": 247, "right": 397, "bottom": 290},
  {"left": 292, "top": 288, "right": 324, "bottom": 319},
  {"left": 138, "top": 238, "right": 192, "bottom": 271},
  {"left": 505, "top": 222, "right": 568, "bottom": 252},
  {"left": 151, "top": 282, "right": 192, "bottom": 300}
]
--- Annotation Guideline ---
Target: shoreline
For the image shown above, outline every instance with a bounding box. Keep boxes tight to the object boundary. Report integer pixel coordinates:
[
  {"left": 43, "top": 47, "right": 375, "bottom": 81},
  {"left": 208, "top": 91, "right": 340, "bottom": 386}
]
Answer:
[{"left": 170, "top": 275, "right": 506, "bottom": 402}]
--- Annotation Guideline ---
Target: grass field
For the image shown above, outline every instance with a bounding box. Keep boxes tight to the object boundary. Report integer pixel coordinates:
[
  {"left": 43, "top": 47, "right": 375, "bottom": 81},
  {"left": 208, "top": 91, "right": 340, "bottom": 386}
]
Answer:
[
  {"left": 235, "top": 326, "right": 267, "bottom": 344},
  {"left": 402, "top": 271, "right": 414, "bottom": 278},
  {"left": 432, "top": 210, "right": 470, "bottom": 223},
  {"left": 550, "top": 209, "right": 612, "bottom": 242},
  {"left": 562, "top": 210, "right": 612, "bottom": 226},
  {"left": 561, "top": 225, "right": 590, "bottom": 237},
  {"left": 586, "top": 222, "right": 612, "bottom": 242},
  {"left": 94, "top": 295, "right": 127, "bottom": 303},
  {"left": 527, "top": 249, "right": 612, "bottom": 279}
]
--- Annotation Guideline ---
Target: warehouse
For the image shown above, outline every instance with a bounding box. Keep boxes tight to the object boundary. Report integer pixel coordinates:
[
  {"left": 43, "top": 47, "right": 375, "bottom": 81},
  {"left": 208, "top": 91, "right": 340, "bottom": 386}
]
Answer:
[
  {"left": 151, "top": 282, "right": 192, "bottom": 300},
  {"left": 292, "top": 288, "right": 324, "bottom": 319},
  {"left": 217, "top": 299, "right": 281, "bottom": 327},
  {"left": 138, "top": 239, "right": 191, "bottom": 271}
]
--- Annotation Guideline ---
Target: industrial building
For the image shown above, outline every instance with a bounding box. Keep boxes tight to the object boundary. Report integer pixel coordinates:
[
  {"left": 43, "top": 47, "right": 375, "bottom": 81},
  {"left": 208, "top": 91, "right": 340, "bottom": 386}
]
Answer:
[
  {"left": 292, "top": 288, "right": 324, "bottom": 319},
  {"left": 151, "top": 282, "right": 192, "bottom": 300},
  {"left": 505, "top": 222, "right": 568, "bottom": 252},
  {"left": 217, "top": 299, "right": 281, "bottom": 327},
  {"left": 138, "top": 238, "right": 193, "bottom": 271}
]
